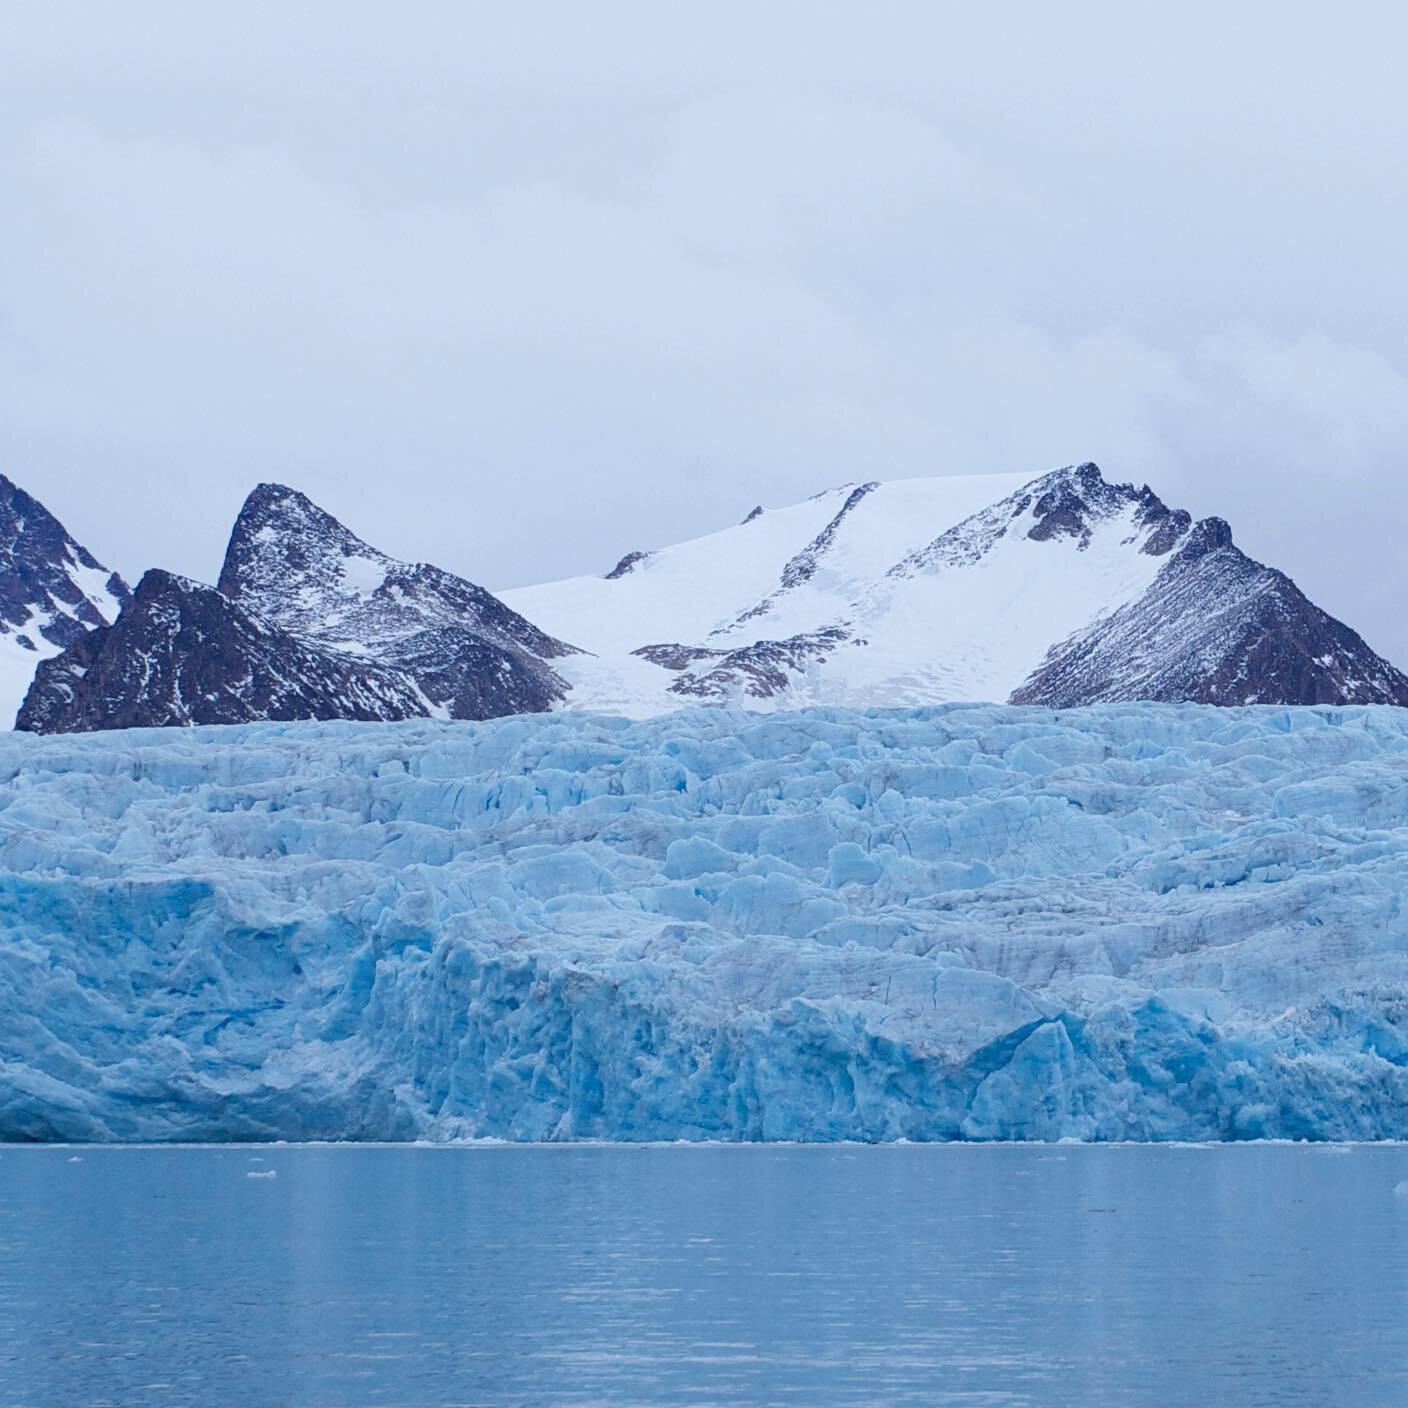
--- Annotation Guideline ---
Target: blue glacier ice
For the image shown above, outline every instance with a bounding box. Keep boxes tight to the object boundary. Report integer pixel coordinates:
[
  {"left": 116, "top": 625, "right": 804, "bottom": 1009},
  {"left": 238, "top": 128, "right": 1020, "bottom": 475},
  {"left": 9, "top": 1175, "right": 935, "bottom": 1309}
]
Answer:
[{"left": 3, "top": 704, "right": 1408, "bottom": 1142}]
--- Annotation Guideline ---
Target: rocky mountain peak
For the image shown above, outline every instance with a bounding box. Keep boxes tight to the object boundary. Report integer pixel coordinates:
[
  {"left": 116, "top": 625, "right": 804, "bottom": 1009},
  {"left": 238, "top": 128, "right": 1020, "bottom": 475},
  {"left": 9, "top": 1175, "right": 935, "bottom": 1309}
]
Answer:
[
  {"left": 1175, "top": 515, "right": 1236, "bottom": 561},
  {"left": 0, "top": 474, "right": 130, "bottom": 647},
  {"left": 217, "top": 483, "right": 384, "bottom": 607},
  {"left": 221, "top": 483, "right": 573, "bottom": 663},
  {"left": 0, "top": 474, "right": 131, "bottom": 724},
  {"left": 1019, "top": 462, "right": 1188, "bottom": 553},
  {"left": 21, "top": 480, "right": 577, "bottom": 732}
]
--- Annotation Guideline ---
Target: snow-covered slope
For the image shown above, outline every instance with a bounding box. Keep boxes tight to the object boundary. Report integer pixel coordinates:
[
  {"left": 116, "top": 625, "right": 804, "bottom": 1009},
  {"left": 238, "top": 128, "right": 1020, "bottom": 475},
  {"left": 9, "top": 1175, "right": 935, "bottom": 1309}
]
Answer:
[
  {"left": 504, "top": 472, "right": 1031, "bottom": 712},
  {"left": 219, "top": 484, "right": 574, "bottom": 715},
  {"left": 19, "top": 486, "right": 576, "bottom": 733},
  {"left": 504, "top": 463, "right": 1408, "bottom": 712},
  {"left": 6, "top": 704, "right": 1408, "bottom": 1143},
  {"left": 0, "top": 475, "right": 129, "bottom": 724},
  {"left": 1012, "top": 517, "right": 1408, "bottom": 707}
]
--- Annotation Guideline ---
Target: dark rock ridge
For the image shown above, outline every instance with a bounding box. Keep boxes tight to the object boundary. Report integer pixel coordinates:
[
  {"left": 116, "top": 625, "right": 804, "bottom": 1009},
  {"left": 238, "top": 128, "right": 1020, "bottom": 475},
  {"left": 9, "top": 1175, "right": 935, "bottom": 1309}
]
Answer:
[
  {"left": 1011, "top": 515, "right": 1408, "bottom": 707},
  {"left": 19, "top": 486, "right": 577, "bottom": 734},
  {"left": 605, "top": 550, "right": 649, "bottom": 580},
  {"left": 778, "top": 483, "right": 879, "bottom": 590},
  {"left": 634, "top": 628, "right": 850, "bottom": 700},
  {"left": 0, "top": 474, "right": 129, "bottom": 652},
  {"left": 888, "top": 463, "right": 1188, "bottom": 580},
  {"left": 1024, "top": 461, "right": 1187, "bottom": 550},
  {"left": 18, "top": 570, "right": 430, "bottom": 731}
]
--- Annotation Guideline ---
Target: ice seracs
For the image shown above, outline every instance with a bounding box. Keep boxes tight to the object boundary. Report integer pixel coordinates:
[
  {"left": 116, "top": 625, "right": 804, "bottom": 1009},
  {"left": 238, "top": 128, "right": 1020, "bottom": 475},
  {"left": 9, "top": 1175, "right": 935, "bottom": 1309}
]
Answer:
[{"left": 4, "top": 704, "right": 1408, "bottom": 1143}]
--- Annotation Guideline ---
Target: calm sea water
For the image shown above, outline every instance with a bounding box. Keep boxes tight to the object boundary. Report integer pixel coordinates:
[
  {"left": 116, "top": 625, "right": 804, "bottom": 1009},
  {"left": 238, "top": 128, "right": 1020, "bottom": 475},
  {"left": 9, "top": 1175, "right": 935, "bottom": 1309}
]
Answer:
[{"left": 1, "top": 1144, "right": 1406, "bottom": 1407}]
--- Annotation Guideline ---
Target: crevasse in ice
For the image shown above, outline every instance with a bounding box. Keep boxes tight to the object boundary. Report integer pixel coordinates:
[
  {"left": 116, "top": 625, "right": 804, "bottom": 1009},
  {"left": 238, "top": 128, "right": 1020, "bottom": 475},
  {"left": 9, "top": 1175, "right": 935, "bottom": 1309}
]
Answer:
[{"left": 3, "top": 704, "right": 1408, "bottom": 1142}]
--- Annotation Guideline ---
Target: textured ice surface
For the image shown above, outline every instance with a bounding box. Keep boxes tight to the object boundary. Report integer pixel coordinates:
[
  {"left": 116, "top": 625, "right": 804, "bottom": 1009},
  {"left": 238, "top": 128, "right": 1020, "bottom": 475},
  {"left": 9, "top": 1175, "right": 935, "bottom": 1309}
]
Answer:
[{"left": 3, "top": 704, "right": 1408, "bottom": 1143}]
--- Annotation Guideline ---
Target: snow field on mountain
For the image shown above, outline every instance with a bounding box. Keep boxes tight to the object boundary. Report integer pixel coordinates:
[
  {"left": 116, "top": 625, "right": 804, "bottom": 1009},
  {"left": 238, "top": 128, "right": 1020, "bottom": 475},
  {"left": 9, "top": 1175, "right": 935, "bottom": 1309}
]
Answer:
[
  {"left": 0, "top": 639, "right": 45, "bottom": 728},
  {"left": 4, "top": 704, "right": 1408, "bottom": 1142},
  {"left": 502, "top": 472, "right": 1034, "bottom": 713},
  {"left": 787, "top": 487, "right": 1174, "bottom": 706},
  {"left": 501, "top": 467, "right": 1236, "bottom": 713}
]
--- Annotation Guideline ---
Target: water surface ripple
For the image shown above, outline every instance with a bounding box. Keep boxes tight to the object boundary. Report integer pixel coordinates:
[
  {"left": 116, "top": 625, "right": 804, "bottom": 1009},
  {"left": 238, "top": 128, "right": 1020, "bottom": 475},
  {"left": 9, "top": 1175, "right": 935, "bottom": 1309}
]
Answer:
[{"left": 2, "top": 1144, "right": 1406, "bottom": 1406}]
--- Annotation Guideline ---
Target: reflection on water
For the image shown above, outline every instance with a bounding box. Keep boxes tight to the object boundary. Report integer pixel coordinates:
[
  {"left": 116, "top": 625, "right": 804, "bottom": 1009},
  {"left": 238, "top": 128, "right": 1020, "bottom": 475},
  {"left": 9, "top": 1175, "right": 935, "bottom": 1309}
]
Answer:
[{"left": 2, "top": 1143, "right": 1407, "bottom": 1406}]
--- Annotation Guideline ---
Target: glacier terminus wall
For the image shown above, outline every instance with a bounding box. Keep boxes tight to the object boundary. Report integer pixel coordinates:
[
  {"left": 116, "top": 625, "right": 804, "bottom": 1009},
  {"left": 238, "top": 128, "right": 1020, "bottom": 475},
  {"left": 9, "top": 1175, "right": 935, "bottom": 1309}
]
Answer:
[{"left": 3, "top": 704, "right": 1408, "bottom": 1143}]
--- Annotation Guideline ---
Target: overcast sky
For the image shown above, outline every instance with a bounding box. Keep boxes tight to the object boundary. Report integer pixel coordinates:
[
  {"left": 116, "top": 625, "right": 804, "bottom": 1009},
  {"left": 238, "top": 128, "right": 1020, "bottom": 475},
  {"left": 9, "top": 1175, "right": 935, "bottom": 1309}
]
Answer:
[{"left": 5, "top": 2, "right": 1408, "bottom": 659}]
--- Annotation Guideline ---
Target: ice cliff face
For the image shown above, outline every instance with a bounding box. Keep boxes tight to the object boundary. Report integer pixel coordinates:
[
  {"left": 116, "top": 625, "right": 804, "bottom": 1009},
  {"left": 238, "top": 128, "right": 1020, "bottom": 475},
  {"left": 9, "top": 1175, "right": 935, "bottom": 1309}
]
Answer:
[
  {"left": 4, "top": 704, "right": 1408, "bottom": 1143},
  {"left": 0, "top": 475, "right": 129, "bottom": 725}
]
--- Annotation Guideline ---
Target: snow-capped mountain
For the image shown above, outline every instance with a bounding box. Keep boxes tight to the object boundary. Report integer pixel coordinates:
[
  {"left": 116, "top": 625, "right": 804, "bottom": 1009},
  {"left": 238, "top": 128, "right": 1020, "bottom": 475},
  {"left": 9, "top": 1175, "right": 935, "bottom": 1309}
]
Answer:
[
  {"left": 1010, "top": 514, "right": 1408, "bottom": 707},
  {"left": 503, "top": 462, "right": 1408, "bottom": 713},
  {"left": 218, "top": 484, "right": 575, "bottom": 717},
  {"left": 12, "top": 460, "right": 1408, "bottom": 733},
  {"left": 0, "top": 474, "right": 129, "bottom": 724},
  {"left": 19, "top": 486, "right": 575, "bottom": 733}
]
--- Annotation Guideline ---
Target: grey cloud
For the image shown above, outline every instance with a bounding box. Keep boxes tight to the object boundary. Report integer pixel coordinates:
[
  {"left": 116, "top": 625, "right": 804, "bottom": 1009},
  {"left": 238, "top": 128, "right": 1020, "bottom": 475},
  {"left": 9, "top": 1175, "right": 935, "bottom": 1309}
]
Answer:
[{"left": 3, "top": 2, "right": 1408, "bottom": 661}]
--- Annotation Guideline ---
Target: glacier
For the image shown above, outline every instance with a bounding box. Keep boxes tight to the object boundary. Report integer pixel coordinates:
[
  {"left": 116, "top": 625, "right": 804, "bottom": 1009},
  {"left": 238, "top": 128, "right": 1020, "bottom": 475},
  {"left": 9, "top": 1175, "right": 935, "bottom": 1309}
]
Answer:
[{"left": 3, "top": 704, "right": 1408, "bottom": 1143}]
